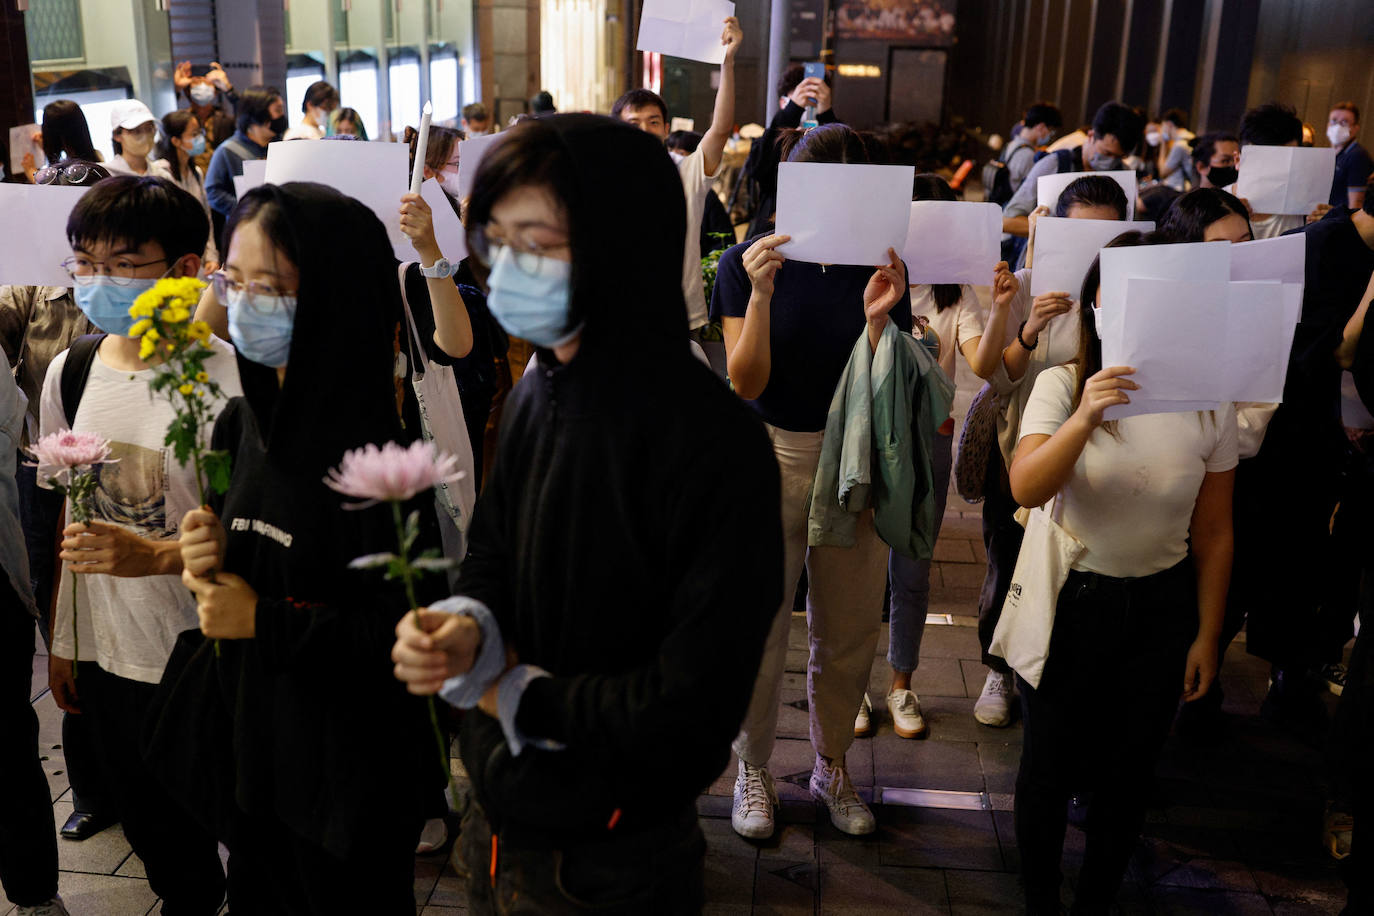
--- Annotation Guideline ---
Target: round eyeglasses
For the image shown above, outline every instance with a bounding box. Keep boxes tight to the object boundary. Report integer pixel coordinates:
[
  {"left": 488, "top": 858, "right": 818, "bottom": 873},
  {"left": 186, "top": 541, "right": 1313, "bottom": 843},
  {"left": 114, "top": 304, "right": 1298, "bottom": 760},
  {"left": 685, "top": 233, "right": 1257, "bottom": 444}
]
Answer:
[
  {"left": 35, "top": 161, "right": 96, "bottom": 186},
  {"left": 61, "top": 255, "right": 168, "bottom": 287},
  {"left": 210, "top": 271, "right": 297, "bottom": 314},
  {"left": 465, "top": 228, "right": 570, "bottom": 275}
]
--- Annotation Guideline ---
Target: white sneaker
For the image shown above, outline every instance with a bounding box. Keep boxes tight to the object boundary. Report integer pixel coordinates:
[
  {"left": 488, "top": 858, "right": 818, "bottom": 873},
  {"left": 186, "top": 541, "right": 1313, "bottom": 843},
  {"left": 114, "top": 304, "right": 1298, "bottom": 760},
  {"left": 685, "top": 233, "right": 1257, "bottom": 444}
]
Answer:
[
  {"left": 810, "top": 757, "right": 875, "bottom": 835},
  {"left": 731, "top": 758, "right": 778, "bottom": 839},
  {"left": 974, "top": 670, "right": 1014, "bottom": 727},
  {"left": 415, "top": 816, "right": 448, "bottom": 853},
  {"left": 17, "top": 899, "right": 70, "bottom": 916},
  {"left": 853, "top": 691, "right": 875, "bottom": 737},
  {"left": 886, "top": 689, "right": 928, "bottom": 739}
]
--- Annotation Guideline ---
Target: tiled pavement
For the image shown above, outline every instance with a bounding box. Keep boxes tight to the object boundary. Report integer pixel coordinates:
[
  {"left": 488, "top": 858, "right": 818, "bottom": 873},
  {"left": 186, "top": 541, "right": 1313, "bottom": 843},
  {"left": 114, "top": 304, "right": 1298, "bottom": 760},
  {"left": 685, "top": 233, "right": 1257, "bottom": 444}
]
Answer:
[{"left": 2, "top": 302, "right": 1354, "bottom": 914}]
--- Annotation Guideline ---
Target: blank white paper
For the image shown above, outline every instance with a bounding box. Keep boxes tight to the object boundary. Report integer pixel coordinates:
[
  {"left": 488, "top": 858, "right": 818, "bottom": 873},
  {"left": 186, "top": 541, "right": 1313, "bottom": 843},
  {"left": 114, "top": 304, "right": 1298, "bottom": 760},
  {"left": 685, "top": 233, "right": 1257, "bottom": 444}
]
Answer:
[
  {"left": 1222, "top": 280, "right": 1289, "bottom": 403},
  {"left": 775, "top": 161, "right": 916, "bottom": 266},
  {"left": 636, "top": 0, "right": 737, "bottom": 65},
  {"left": 240, "top": 159, "right": 268, "bottom": 191},
  {"left": 1099, "top": 240, "right": 1230, "bottom": 317},
  {"left": 0, "top": 185, "right": 87, "bottom": 287},
  {"left": 1230, "top": 233, "right": 1305, "bottom": 284},
  {"left": 1029, "top": 216, "right": 1150, "bottom": 297},
  {"left": 420, "top": 177, "right": 468, "bottom": 262},
  {"left": 1114, "top": 277, "right": 1227, "bottom": 403},
  {"left": 903, "top": 200, "right": 1001, "bottom": 285},
  {"left": 1037, "top": 169, "right": 1137, "bottom": 219},
  {"left": 1236, "top": 145, "right": 1336, "bottom": 215},
  {"left": 456, "top": 132, "right": 504, "bottom": 204},
  {"left": 8, "top": 125, "right": 42, "bottom": 175},
  {"left": 265, "top": 139, "right": 417, "bottom": 260}
]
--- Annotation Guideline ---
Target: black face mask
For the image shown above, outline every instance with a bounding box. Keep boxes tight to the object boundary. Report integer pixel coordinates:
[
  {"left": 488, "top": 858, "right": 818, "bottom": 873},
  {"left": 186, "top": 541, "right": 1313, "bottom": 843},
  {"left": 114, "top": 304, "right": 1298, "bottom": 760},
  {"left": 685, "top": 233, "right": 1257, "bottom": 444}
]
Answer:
[
  {"left": 270, "top": 116, "right": 289, "bottom": 139},
  {"left": 1206, "top": 165, "right": 1238, "bottom": 188}
]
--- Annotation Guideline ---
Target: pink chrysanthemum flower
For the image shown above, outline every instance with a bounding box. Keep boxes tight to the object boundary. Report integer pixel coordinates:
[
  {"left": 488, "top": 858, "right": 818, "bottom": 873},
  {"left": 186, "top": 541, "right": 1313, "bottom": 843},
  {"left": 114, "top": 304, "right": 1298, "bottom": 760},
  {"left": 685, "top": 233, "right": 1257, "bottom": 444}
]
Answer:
[
  {"left": 323, "top": 440, "right": 465, "bottom": 508},
  {"left": 27, "top": 430, "right": 114, "bottom": 475}
]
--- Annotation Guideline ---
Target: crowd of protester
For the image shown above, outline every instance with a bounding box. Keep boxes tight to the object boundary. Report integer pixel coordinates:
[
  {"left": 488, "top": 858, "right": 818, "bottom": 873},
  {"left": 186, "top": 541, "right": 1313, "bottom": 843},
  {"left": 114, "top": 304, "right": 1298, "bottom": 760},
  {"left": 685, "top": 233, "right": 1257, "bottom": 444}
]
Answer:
[{"left": 1, "top": 21, "right": 1372, "bottom": 916}]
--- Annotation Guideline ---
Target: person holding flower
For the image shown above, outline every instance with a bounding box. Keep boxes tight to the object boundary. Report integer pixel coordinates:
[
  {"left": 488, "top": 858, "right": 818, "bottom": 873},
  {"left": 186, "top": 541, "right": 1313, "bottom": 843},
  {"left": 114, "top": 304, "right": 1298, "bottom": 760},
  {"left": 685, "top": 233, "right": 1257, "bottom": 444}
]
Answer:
[
  {"left": 38, "top": 174, "right": 238, "bottom": 912},
  {"left": 150, "top": 181, "right": 447, "bottom": 911},
  {"left": 390, "top": 115, "right": 783, "bottom": 911}
]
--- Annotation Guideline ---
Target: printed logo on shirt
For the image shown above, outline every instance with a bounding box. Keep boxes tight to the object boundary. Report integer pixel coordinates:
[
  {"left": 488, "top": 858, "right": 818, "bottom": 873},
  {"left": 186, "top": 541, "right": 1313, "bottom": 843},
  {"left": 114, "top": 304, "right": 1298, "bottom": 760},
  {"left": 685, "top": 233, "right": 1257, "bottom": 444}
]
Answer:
[
  {"left": 1009, "top": 583, "right": 1022, "bottom": 600},
  {"left": 229, "top": 517, "right": 295, "bottom": 548},
  {"left": 91, "top": 442, "right": 167, "bottom": 535}
]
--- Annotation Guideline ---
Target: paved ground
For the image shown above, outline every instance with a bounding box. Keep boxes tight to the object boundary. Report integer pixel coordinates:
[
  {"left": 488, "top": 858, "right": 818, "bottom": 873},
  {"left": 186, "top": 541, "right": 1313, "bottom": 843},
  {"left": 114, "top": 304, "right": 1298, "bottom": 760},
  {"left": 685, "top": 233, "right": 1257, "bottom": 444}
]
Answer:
[{"left": 2, "top": 304, "right": 1354, "bottom": 914}]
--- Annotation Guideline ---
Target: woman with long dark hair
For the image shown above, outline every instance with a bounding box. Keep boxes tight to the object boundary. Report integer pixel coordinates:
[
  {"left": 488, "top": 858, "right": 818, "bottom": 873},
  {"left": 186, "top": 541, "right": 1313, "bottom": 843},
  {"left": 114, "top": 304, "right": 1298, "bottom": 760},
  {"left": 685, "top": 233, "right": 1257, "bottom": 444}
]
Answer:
[
  {"left": 149, "top": 182, "right": 444, "bottom": 911},
  {"left": 1008, "top": 230, "right": 1236, "bottom": 913},
  {"left": 37, "top": 100, "right": 101, "bottom": 173}
]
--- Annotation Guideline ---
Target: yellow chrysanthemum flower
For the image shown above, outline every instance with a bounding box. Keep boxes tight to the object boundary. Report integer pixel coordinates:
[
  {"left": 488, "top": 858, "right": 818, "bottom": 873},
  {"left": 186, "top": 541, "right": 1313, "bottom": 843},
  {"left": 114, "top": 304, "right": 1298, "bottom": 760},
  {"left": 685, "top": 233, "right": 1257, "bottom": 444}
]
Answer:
[
  {"left": 187, "top": 321, "right": 212, "bottom": 342},
  {"left": 139, "top": 337, "right": 157, "bottom": 360},
  {"left": 129, "top": 296, "right": 157, "bottom": 319},
  {"left": 164, "top": 307, "right": 191, "bottom": 324},
  {"left": 129, "top": 318, "right": 153, "bottom": 337},
  {"left": 178, "top": 382, "right": 195, "bottom": 395},
  {"left": 195, "top": 371, "right": 209, "bottom": 383},
  {"left": 144, "top": 328, "right": 160, "bottom": 343}
]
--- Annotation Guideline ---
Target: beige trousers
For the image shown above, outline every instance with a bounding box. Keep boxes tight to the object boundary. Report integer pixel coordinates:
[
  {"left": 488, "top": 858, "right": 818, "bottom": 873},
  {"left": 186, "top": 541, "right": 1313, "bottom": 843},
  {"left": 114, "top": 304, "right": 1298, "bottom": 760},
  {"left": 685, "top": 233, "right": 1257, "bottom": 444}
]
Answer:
[{"left": 733, "top": 425, "right": 890, "bottom": 768}]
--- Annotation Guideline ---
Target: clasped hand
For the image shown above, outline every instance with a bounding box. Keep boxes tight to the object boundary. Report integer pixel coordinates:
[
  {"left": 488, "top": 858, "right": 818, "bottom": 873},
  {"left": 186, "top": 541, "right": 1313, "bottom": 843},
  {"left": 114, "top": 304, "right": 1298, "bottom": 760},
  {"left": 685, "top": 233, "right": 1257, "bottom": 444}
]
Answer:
[{"left": 179, "top": 507, "right": 257, "bottom": 639}]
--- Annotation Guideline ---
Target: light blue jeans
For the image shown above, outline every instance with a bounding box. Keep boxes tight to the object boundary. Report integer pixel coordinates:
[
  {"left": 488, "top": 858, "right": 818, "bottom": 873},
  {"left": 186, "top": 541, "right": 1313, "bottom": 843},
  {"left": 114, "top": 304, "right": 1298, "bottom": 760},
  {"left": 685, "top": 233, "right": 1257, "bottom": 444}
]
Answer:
[{"left": 887, "top": 429, "right": 953, "bottom": 674}]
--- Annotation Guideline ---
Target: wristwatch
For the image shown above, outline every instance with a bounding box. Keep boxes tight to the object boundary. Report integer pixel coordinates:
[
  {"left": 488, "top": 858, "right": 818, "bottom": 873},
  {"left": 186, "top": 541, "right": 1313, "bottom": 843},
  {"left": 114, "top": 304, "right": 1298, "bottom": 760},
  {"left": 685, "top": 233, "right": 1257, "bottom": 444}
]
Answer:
[{"left": 419, "top": 257, "right": 455, "bottom": 279}]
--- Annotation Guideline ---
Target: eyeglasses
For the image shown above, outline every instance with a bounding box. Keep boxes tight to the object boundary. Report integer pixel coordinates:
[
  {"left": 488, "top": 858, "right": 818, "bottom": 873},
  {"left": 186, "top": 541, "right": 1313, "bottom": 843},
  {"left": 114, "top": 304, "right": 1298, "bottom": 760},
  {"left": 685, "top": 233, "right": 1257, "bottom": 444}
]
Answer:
[
  {"left": 35, "top": 162, "right": 95, "bottom": 186},
  {"left": 210, "top": 271, "right": 297, "bottom": 314},
  {"left": 61, "top": 255, "right": 168, "bottom": 286},
  {"left": 466, "top": 228, "right": 570, "bottom": 275}
]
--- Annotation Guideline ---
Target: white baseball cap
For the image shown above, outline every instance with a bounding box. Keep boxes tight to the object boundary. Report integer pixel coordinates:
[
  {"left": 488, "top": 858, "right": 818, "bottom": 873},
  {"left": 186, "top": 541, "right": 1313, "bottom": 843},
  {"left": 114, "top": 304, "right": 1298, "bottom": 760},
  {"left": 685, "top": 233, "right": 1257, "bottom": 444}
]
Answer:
[{"left": 110, "top": 99, "right": 156, "bottom": 132}]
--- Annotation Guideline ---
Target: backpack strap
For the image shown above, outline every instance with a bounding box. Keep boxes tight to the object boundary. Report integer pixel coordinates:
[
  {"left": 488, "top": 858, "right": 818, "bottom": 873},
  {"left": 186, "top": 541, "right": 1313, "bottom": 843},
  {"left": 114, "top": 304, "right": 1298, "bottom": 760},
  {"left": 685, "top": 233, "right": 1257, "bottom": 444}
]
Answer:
[
  {"left": 1053, "top": 148, "right": 1076, "bottom": 173},
  {"left": 60, "top": 333, "right": 107, "bottom": 428},
  {"left": 220, "top": 137, "right": 257, "bottom": 164}
]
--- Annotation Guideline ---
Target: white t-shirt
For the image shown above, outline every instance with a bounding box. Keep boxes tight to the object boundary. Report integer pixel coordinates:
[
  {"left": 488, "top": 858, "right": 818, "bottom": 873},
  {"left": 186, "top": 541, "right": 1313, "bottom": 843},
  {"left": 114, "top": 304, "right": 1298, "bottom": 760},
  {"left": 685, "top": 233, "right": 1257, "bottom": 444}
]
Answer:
[
  {"left": 1019, "top": 365, "right": 1239, "bottom": 578},
  {"left": 282, "top": 123, "right": 325, "bottom": 141},
  {"left": 1223, "top": 182, "right": 1304, "bottom": 238},
  {"left": 678, "top": 145, "right": 724, "bottom": 330},
  {"left": 40, "top": 336, "right": 242, "bottom": 682},
  {"left": 911, "top": 283, "right": 983, "bottom": 383}
]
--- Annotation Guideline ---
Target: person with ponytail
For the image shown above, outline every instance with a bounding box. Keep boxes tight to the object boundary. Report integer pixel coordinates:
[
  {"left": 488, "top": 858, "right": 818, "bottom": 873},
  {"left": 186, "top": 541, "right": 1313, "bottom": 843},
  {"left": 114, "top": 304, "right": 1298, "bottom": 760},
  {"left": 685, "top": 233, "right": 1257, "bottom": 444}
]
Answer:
[
  {"left": 152, "top": 109, "right": 220, "bottom": 269},
  {"left": 1008, "top": 230, "right": 1236, "bottom": 913}
]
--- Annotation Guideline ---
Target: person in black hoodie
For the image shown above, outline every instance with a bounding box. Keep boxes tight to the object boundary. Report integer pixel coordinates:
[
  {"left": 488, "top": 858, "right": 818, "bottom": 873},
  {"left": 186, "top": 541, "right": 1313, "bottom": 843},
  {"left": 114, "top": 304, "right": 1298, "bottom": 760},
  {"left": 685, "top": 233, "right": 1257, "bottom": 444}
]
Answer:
[
  {"left": 390, "top": 114, "right": 783, "bottom": 912},
  {"left": 147, "top": 182, "right": 444, "bottom": 913}
]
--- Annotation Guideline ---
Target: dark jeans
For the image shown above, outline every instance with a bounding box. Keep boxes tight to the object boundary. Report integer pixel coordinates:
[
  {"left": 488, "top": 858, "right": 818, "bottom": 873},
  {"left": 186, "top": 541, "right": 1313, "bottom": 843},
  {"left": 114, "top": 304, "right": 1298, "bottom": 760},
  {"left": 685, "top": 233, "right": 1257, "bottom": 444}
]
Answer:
[
  {"left": 16, "top": 457, "right": 112, "bottom": 819},
  {"left": 0, "top": 578, "right": 58, "bottom": 908},
  {"left": 1015, "top": 560, "right": 1197, "bottom": 915},
  {"left": 460, "top": 802, "right": 706, "bottom": 915},
  {"left": 226, "top": 814, "right": 420, "bottom": 915},
  {"left": 1318, "top": 442, "right": 1374, "bottom": 665},
  {"left": 78, "top": 665, "right": 225, "bottom": 914},
  {"left": 976, "top": 449, "right": 1019, "bottom": 674},
  {"left": 1334, "top": 602, "right": 1372, "bottom": 914}
]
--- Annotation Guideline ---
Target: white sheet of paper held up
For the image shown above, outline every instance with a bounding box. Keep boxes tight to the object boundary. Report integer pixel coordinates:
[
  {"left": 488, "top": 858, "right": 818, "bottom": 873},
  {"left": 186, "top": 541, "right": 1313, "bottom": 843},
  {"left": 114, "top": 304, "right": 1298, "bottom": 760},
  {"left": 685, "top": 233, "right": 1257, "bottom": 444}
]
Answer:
[
  {"left": 420, "top": 177, "right": 468, "bottom": 262},
  {"left": 1236, "top": 145, "right": 1336, "bottom": 215},
  {"left": 8, "top": 125, "right": 43, "bottom": 176},
  {"left": 1113, "top": 277, "right": 1226, "bottom": 404},
  {"left": 1230, "top": 233, "right": 1305, "bottom": 284},
  {"left": 1029, "top": 217, "right": 1151, "bottom": 297},
  {"left": 232, "top": 175, "right": 248, "bottom": 199},
  {"left": 0, "top": 184, "right": 87, "bottom": 287},
  {"left": 456, "top": 132, "right": 503, "bottom": 204},
  {"left": 902, "top": 201, "right": 1001, "bottom": 285},
  {"left": 1099, "top": 240, "right": 1230, "bottom": 317},
  {"left": 265, "top": 139, "right": 416, "bottom": 259},
  {"left": 637, "top": 0, "right": 736, "bottom": 65},
  {"left": 241, "top": 159, "right": 268, "bottom": 191},
  {"left": 1037, "top": 169, "right": 1137, "bottom": 219},
  {"left": 1222, "top": 280, "right": 1290, "bottom": 403},
  {"left": 776, "top": 162, "right": 916, "bottom": 266}
]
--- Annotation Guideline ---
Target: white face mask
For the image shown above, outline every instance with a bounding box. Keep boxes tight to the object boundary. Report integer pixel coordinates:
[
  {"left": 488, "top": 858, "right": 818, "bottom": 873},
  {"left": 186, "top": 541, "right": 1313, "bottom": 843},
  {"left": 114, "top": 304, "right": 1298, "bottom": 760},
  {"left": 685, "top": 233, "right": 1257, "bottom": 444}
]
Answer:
[
  {"left": 189, "top": 84, "right": 217, "bottom": 106},
  {"left": 1145, "top": 130, "right": 1163, "bottom": 148},
  {"left": 1329, "top": 123, "right": 1352, "bottom": 147},
  {"left": 668, "top": 150, "right": 686, "bottom": 165}
]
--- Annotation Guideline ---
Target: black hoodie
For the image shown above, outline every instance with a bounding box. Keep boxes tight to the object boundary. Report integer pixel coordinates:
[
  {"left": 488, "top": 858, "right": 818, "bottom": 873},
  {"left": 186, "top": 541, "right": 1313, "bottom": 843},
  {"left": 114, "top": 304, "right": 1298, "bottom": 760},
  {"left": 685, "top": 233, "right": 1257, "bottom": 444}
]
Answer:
[
  {"left": 146, "top": 182, "right": 444, "bottom": 861},
  {"left": 454, "top": 115, "right": 784, "bottom": 843}
]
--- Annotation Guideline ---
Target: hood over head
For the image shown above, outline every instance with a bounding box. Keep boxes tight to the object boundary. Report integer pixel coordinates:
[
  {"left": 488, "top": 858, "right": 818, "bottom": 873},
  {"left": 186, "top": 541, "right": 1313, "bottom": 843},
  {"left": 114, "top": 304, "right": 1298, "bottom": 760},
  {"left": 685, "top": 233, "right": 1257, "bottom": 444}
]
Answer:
[
  {"left": 225, "top": 181, "right": 403, "bottom": 475},
  {"left": 466, "top": 113, "right": 689, "bottom": 368}
]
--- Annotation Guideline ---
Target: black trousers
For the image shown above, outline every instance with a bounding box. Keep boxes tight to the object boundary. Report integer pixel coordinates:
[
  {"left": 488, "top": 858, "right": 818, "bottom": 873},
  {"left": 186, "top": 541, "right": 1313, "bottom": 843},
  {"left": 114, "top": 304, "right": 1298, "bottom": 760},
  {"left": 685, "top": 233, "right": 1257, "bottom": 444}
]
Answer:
[
  {"left": 1015, "top": 561, "right": 1197, "bottom": 915},
  {"left": 0, "top": 578, "right": 58, "bottom": 908},
  {"left": 225, "top": 814, "right": 420, "bottom": 915},
  {"left": 976, "top": 450, "right": 1019, "bottom": 674},
  {"left": 77, "top": 664, "right": 225, "bottom": 914},
  {"left": 460, "top": 802, "right": 706, "bottom": 915}
]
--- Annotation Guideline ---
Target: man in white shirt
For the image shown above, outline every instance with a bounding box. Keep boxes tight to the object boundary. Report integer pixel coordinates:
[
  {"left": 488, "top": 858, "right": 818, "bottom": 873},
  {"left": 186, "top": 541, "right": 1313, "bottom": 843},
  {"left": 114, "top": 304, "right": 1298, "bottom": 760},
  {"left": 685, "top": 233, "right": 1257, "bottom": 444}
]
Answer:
[{"left": 611, "top": 16, "right": 742, "bottom": 333}]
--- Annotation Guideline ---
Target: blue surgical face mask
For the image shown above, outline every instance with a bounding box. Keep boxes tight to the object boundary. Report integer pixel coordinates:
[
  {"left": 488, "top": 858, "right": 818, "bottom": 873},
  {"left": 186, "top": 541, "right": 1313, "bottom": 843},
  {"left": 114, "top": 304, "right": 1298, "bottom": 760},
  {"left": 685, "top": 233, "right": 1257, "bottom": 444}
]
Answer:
[
  {"left": 187, "top": 133, "right": 207, "bottom": 157},
  {"left": 73, "top": 276, "right": 157, "bottom": 336},
  {"left": 227, "top": 288, "right": 296, "bottom": 367},
  {"left": 486, "top": 245, "right": 579, "bottom": 348}
]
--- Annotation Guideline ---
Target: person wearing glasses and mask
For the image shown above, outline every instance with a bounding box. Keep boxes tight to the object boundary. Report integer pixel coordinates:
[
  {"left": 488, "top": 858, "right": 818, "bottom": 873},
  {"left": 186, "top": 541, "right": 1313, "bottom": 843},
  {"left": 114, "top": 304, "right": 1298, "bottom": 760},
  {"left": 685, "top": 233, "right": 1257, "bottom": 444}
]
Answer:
[
  {"left": 390, "top": 115, "right": 783, "bottom": 910},
  {"left": 105, "top": 100, "right": 159, "bottom": 178},
  {"left": 149, "top": 182, "right": 448, "bottom": 911},
  {"left": 37, "top": 175, "right": 237, "bottom": 913},
  {"left": 153, "top": 109, "right": 220, "bottom": 272}
]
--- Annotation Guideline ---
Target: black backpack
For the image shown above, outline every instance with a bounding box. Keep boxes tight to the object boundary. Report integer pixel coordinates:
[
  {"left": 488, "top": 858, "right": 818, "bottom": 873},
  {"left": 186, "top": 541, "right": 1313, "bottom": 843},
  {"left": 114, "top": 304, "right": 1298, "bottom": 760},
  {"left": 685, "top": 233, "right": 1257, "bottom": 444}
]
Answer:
[
  {"left": 981, "top": 152, "right": 1016, "bottom": 206},
  {"left": 58, "top": 333, "right": 107, "bottom": 426}
]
